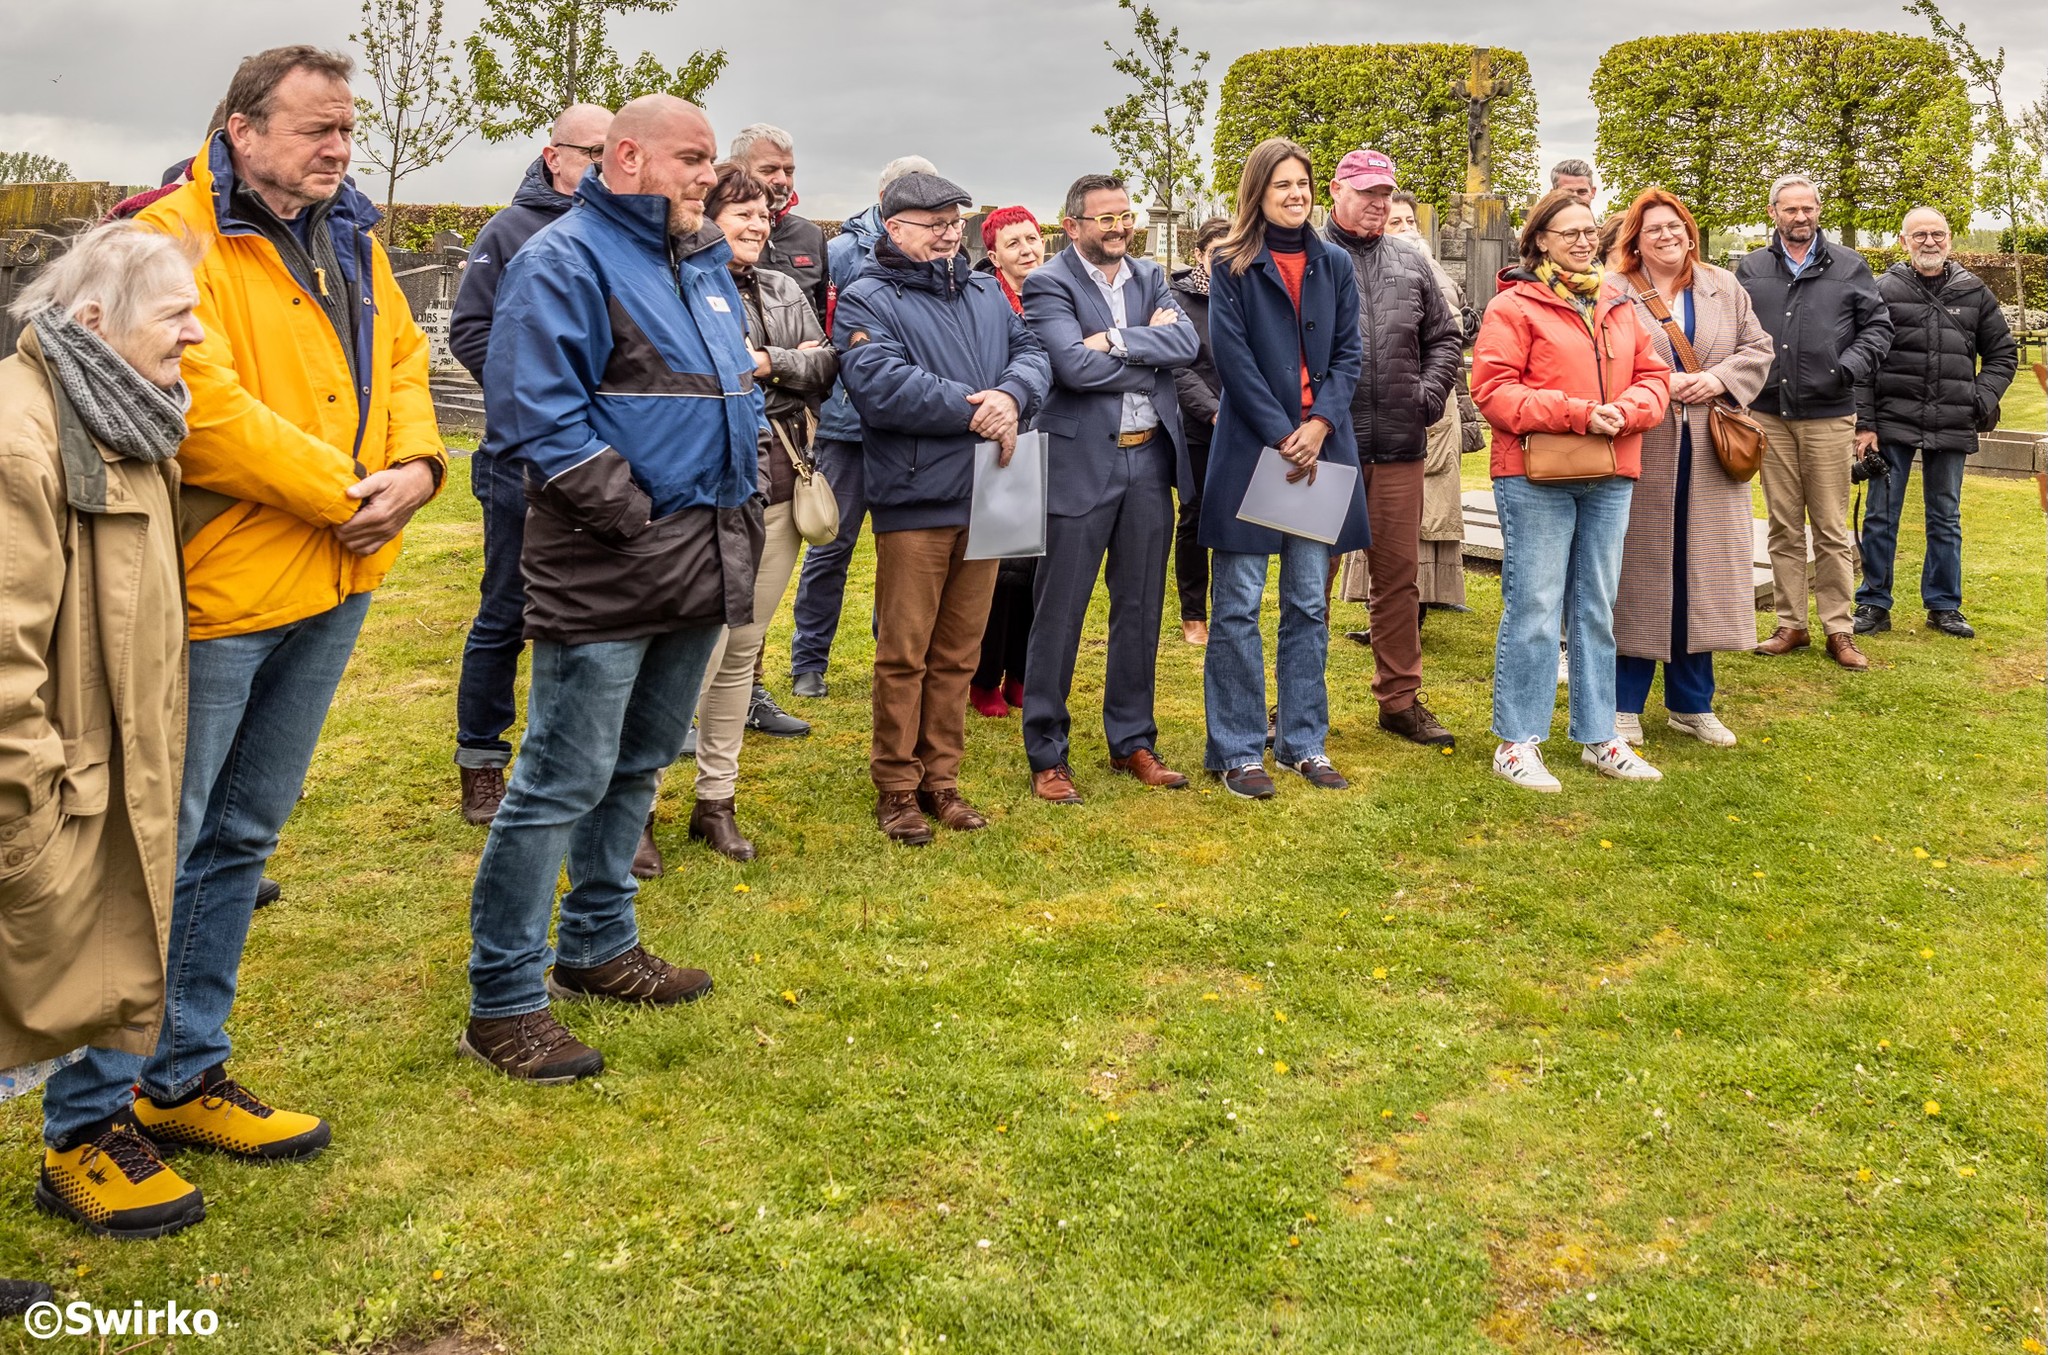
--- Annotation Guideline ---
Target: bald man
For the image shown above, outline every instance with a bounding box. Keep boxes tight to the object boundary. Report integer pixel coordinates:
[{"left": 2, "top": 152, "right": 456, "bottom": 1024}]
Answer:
[
  {"left": 451, "top": 101, "right": 615, "bottom": 829},
  {"left": 463, "top": 95, "right": 766, "bottom": 1083}
]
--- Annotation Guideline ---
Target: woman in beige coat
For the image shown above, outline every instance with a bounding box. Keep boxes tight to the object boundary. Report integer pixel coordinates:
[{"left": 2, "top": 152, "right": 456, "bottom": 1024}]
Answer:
[
  {"left": 1, "top": 223, "right": 205, "bottom": 1238},
  {"left": 1607, "top": 189, "right": 1774, "bottom": 747}
]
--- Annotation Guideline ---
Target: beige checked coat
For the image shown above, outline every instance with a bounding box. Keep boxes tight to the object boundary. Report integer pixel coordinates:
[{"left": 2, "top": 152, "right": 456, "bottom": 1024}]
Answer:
[{"left": 1611, "top": 263, "right": 1775, "bottom": 661}]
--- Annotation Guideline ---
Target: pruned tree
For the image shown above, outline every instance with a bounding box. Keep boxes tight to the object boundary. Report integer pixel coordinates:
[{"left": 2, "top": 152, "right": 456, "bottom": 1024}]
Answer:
[
  {"left": 0, "top": 151, "right": 71, "bottom": 184},
  {"left": 465, "top": 0, "right": 726, "bottom": 143},
  {"left": 1091, "top": 0, "right": 1209, "bottom": 268},
  {"left": 352, "top": 0, "right": 475, "bottom": 231}
]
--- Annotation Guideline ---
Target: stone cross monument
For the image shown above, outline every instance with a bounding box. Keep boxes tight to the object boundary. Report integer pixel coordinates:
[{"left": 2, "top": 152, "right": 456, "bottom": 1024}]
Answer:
[{"left": 1437, "top": 47, "right": 1516, "bottom": 308}]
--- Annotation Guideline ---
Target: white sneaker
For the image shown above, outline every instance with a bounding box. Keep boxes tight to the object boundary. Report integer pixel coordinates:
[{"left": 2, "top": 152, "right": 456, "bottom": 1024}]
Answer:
[
  {"left": 1614, "top": 712, "right": 1644, "bottom": 746},
  {"left": 1557, "top": 648, "right": 1570, "bottom": 685},
  {"left": 1581, "top": 738, "right": 1663, "bottom": 781},
  {"left": 1493, "top": 739, "right": 1562, "bottom": 792},
  {"left": 1667, "top": 711, "right": 1737, "bottom": 747}
]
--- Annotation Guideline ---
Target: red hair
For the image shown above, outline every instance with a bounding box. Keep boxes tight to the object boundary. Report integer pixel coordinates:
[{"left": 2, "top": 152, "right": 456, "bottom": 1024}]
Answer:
[
  {"left": 981, "top": 205, "right": 1040, "bottom": 250},
  {"left": 1611, "top": 187, "right": 1702, "bottom": 291}
]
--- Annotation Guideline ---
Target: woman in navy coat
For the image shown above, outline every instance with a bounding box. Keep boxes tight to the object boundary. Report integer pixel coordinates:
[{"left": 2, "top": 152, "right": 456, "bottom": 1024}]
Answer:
[{"left": 1199, "top": 138, "right": 1367, "bottom": 798}]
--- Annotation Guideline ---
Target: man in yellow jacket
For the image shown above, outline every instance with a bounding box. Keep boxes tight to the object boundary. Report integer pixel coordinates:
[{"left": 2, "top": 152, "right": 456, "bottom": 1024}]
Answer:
[{"left": 37, "top": 45, "right": 445, "bottom": 1238}]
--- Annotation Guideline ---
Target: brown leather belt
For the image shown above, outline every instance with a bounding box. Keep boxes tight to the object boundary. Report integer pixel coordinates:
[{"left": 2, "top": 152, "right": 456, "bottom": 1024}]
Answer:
[{"left": 1116, "top": 429, "right": 1155, "bottom": 447}]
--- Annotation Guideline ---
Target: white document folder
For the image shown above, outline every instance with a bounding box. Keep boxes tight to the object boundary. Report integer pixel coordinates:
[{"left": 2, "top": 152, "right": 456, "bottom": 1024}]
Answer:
[
  {"left": 1234, "top": 445, "right": 1358, "bottom": 545},
  {"left": 965, "top": 429, "right": 1049, "bottom": 560}
]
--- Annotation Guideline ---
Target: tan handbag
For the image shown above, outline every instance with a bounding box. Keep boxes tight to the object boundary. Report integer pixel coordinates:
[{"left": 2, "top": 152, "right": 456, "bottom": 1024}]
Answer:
[
  {"left": 1523, "top": 432, "right": 1617, "bottom": 484},
  {"left": 1628, "top": 274, "right": 1766, "bottom": 483},
  {"left": 771, "top": 419, "right": 839, "bottom": 546}
]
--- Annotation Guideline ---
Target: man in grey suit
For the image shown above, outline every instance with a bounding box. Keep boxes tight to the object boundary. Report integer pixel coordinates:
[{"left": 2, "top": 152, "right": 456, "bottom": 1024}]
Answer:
[{"left": 1020, "top": 173, "right": 1201, "bottom": 804}]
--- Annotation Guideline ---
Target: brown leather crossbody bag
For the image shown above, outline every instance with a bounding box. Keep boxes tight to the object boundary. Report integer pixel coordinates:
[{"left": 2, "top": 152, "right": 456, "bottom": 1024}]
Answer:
[{"left": 1628, "top": 274, "right": 1766, "bottom": 482}]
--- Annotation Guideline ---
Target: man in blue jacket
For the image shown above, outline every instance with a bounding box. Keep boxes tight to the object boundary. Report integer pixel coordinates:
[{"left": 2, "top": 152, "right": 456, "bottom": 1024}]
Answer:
[
  {"left": 447, "top": 102, "right": 612, "bottom": 829},
  {"left": 834, "top": 171, "right": 1051, "bottom": 845},
  {"left": 1020, "top": 173, "right": 1199, "bottom": 804},
  {"left": 787, "top": 154, "right": 938, "bottom": 699},
  {"left": 462, "top": 95, "right": 764, "bottom": 1084}
]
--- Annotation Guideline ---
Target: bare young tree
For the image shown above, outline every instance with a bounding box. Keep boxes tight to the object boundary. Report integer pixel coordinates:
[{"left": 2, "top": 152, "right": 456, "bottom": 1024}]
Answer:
[{"left": 352, "top": 0, "right": 475, "bottom": 232}]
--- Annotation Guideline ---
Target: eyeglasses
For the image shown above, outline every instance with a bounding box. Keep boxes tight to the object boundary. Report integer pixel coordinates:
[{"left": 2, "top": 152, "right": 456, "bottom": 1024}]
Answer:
[
  {"left": 552, "top": 141, "right": 605, "bottom": 158},
  {"left": 1641, "top": 223, "right": 1691, "bottom": 241},
  {"left": 1074, "top": 211, "right": 1138, "bottom": 230},
  {"left": 1543, "top": 227, "right": 1601, "bottom": 243},
  {"left": 1905, "top": 230, "right": 1950, "bottom": 245},
  {"left": 895, "top": 217, "right": 967, "bottom": 237}
]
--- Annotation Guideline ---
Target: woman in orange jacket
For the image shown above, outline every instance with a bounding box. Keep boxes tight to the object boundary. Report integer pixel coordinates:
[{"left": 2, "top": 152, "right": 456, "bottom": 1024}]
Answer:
[{"left": 1472, "top": 189, "right": 1670, "bottom": 793}]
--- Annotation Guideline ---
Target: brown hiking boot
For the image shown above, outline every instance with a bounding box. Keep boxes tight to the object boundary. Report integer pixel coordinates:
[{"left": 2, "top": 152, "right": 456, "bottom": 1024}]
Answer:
[
  {"left": 1031, "top": 764, "right": 1084, "bottom": 804},
  {"left": 917, "top": 787, "right": 988, "bottom": 831},
  {"left": 548, "top": 945, "right": 713, "bottom": 1006},
  {"left": 1753, "top": 626, "right": 1810, "bottom": 656},
  {"left": 1109, "top": 748, "right": 1190, "bottom": 788},
  {"left": 631, "top": 815, "right": 664, "bottom": 879},
  {"left": 1825, "top": 631, "right": 1869, "bottom": 671},
  {"left": 688, "top": 797, "right": 756, "bottom": 861},
  {"left": 876, "top": 790, "right": 935, "bottom": 845},
  {"left": 460, "top": 765, "right": 507, "bottom": 825},
  {"left": 457, "top": 1009, "right": 604, "bottom": 1084},
  {"left": 1379, "top": 701, "right": 1456, "bottom": 748}
]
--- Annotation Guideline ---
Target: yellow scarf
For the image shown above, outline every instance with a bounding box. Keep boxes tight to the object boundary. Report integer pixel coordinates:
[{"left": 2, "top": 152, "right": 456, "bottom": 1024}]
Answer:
[{"left": 1535, "top": 259, "right": 1604, "bottom": 332}]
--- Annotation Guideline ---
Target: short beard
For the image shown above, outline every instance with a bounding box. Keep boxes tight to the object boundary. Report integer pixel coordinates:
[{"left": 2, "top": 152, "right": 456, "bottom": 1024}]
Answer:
[
  {"left": 669, "top": 200, "right": 705, "bottom": 237},
  {"left": 1075, "top": 235, "right": 1125, "bottom": 267}
]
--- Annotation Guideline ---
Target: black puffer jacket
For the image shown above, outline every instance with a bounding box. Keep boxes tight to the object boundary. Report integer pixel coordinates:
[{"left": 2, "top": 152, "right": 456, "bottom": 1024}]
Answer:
[
  {"left": 1322, "top": 220, "right": 1462, "bottom": 462},
  {"left": 1733, "top": 232, "right": 1892, "bottom": 419},
  {"left": 1854, "top": 261, "right": 2017, "bottom": 453},
  {"left": 1169, "top": 266, "right": 1219, "bottom": 451}
]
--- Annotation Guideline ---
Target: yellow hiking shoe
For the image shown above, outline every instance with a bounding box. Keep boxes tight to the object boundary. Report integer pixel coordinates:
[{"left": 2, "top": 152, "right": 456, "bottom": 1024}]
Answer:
[
  {"left": 133, "top": 1070, "right": 331, "bottom": 1162},
  {"left": 36, "top": 1116, "right": 206, "bottom": 1239}
]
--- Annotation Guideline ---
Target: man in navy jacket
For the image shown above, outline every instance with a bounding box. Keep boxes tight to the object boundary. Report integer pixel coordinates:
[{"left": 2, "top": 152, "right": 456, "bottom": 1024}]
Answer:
[
  {"left": 461, "top": 95, "right": 763, "bottom": 1085},
  {"left": 834, "top": 171, "right": 1051, "bottom": 845},
  {"left": 1020, "top": 174, "right": 1199, "bottom": 804}
]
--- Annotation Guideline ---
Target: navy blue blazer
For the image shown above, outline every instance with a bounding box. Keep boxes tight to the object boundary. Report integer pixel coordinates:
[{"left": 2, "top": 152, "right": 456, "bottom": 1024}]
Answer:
[
  {"left": 1022, "top": 246, "right": 1200, "bottom": 519},
  {"left": 1199, "top": 236, "right": 1369, "bottom": 555}
]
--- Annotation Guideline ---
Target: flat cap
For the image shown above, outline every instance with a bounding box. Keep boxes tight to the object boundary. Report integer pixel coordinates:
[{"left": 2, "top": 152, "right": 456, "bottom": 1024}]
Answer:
[{"left": 880, "top": 171, "right": 973, "bottom": 219}]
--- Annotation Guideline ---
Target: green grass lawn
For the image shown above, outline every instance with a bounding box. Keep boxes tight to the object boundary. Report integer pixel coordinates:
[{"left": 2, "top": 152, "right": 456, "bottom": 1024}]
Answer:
[
  {"left": 2, "top": 463, "right": 2042, "bottom": 1354},
  {"left": 2001, "top": 372, "right": 2044, "bottom": 435}
]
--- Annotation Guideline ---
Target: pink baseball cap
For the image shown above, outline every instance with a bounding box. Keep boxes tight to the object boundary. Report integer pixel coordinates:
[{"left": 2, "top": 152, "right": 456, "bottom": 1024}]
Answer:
[{"left": 1334, "top": 148, "right": 1398, "bottom": 191}]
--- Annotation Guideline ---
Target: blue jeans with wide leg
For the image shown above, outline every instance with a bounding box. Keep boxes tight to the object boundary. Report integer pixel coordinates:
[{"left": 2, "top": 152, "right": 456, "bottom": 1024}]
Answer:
[
  {"left": 1491, "top": 474, "right": 1633, "bottom": 746},
  {"left": 1204, "top": 534, "right": 1332, "bottom": 771}
]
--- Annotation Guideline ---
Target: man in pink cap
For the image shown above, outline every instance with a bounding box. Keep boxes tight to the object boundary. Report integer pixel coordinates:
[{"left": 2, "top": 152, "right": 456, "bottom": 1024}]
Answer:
[{"left": 1321, "top": 147, "right": 1464, "bottom": 749}]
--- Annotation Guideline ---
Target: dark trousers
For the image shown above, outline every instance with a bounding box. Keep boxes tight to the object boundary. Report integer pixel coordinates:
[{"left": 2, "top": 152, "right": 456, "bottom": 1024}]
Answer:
[
  {"left": 1856, "top": 442, "right": 1967, "bottom": 613},
  {"left": 789, "top": 438, "right": 868, "bottom": 678},
  {"left": 455, "top": 451, "right": 530, "bottom": 768},
  {"left": 974, "top": 559, "right": 1037, "bottom": 689},
  {"left": 1357, "top": 458, "right": 1425, "bottom": 713},
  {"left": 1174, "top": 436, "right": 1211, "bottom": 622},
  {"left": 1022, "top": 435, "right": 1174, "bottom": 772},
  {"left": 1617, "top": 425, "right": 1716, "bottom": 715}
]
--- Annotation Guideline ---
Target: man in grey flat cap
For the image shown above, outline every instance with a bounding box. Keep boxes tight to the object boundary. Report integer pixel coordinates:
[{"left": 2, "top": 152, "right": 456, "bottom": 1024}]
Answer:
[{"left": 832, "top": 171, "right": 1051, "bottom": 845}]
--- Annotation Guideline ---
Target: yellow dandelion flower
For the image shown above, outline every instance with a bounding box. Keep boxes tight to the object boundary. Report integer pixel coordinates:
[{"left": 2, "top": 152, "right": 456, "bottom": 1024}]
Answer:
[
  {"left": 1201, "top": 992, "right": 1221, "bottom": 1001},
  {"left": 1920, "top": 948, "right": 1935, "bottom": 960},
  {"left": 1380, "top": 1109, "right": 1394, "bottom": 1120},
  {"left": 1726, "top": 814, "right": 1742, "bottom": 823},
  {"left": 1440, "top": 745, "right": 1455, "bottom": 756},
  {"left": 780, "top": 990, "right": 798, "bottom": 1004},
  {"left": 1273, "top": 1010, "right": 1287, "bottom": 1023},
  {"left": 1599, "top": 839, "right": 1613, "bottom": 849},
  {"left": 996, "top": 1124, "right": 1008, "bottom": 1133},
  {"left": 1752, "top": 870, "right": 1766, "bottom": 879},
  {"left": 1855, "top": 1168, "right": 1872, "bottom": 1182},
  {"left": 2021, "top": 1339, "right": 2045, "bottom": 1354},
  {"left": 1931, "top": 860, "right": 1948, "bottom": 869},
  {"left": 1105, "top": 1111, "right": 1120, "bottom": 1123},
  {"left": 1956, "top": 1165, "right": 1976, "bottom": 1178},
  {"left": 1288, "top": 1235, "right": 1301, "bottom": 1247},
  {"left": 1372, "top": 967, "right": 1388, "bottom": 980},
  {"left": 1274, "top": 1060, "right": 1290, "bottom": 1075},
  {"left": 1382, "top": 913, "right": 1395, "bottom": 922},
  {"left": 431, "top": 1269, "right": 445, "bottom": 1281},
  {"left": 1877, "top": 1039, "right": 1891, "bottom": 1052},
  {"left": 1912, "top": 846, "right": 1930, "bottom": 859},
  {"left": 1924, "top": 1100, "right": 1941, "bottom": 1116},
  {"left": 1339, "top": 908, "right": 1351, "bottom": 919},
  {"left": 733, "top": 883, "right": 751, "bottom": 893}
]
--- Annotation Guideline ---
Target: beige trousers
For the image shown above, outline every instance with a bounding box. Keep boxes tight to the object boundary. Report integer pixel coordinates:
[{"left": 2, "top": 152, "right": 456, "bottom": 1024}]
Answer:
[
  {"left": 1756, "top": 412, "right": 1856, "bottom": 636},
  {"left": 693, "top": 501, "right": 803, "bottom": 802}
]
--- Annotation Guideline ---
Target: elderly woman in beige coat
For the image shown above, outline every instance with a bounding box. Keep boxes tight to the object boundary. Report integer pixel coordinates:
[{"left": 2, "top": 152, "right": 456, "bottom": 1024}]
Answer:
[
  {"left": 1, "top": 223, "right": 204, "bottom": 1240},
  {"left": 1607, "top": 189, "right": 1773, "bottom": 747}
]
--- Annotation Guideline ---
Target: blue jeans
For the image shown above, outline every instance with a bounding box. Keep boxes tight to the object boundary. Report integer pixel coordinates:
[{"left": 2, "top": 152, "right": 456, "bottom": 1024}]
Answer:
[
  {"left": 456, "top": 452, "right": 530, "bottom": 769},
  {"left": 788, "top": 438, "right": 868, "bottom": 677},
  {"left": 467, "top": 624, "right": 721, "bottom": 1019},
  {"left": 1856, "top": 443, "right": 1966, "bottom": 613},
  {"left": 1617, "top": 425, "right": 1715, "bottom": 716},
  {"left": 1492, "top": 475, "right": 1633, "bottom": 745},
  {"left": 1204, "top": 536, "right": 1331, "bottom": 770},
  {"left": 42, "top": 593, "right": 372, "bottom": 1148}
]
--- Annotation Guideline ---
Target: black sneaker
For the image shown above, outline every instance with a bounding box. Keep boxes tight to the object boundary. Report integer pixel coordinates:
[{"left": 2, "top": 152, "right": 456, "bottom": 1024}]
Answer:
[
  {"left": 253, "top": 876, "right": 282, "bottom": 909},
  {"left": 1290, "top": 756, "right": 1351, "bottom": 790},
  {"left": 1852, "top": 603, "right": 1891, "bottom": 635},
  {"left": 458, "top": 1009, "right": 605, "bottom": 1084},
  {"left": 746, "top": 685, "right": 812, "bottom": 737},
  {"left": 0, "top": 1279, "right": 54, "bottom": 1318},
  {"left": 1926, "top": 609, "right": 1975, "bottom": 639},
  {"left": 1265, "top": 706, "right": 1277, "bottom": 749},
  {"left": 1219, "top": 764, "right": 1277, "bottom": 799},
  {"left": 791, "top": 672, "right": 827, "bottom": 699}
]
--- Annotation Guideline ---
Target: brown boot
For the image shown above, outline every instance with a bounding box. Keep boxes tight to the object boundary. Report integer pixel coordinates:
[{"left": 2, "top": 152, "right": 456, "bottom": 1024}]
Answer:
[
  {"left": 1825, "top": 631, "right": 1870, "bottom": 671},
  {"left": 917, "top": 787, "right": 988, "bottom": 831},
  {"left": 460, "top": 765, "right": 507, "bottom": 825},
  {"left": 688, "top": 797, "right": 756, "bottom": 861},
  {"left": 631, "top": 815, "right": 664, "bottom": 879},
  {"left": 1108, "top": 748, "right": 1190, "bottom": 788},
  {"left": 876, "top": 790, "right": 934, "bottom": 845},
  {"left": 457, "top": 1009, "right": 604, "bottom": 1084},
  {"left": 548, "top": 944, "right": 713, "bottom": 1005},
  {"left": 1031, "top": 764, "right": 1084, "bottom": 804},
  {"left": 1753, "top": 626, "right": 1810, "bottom": 656}
]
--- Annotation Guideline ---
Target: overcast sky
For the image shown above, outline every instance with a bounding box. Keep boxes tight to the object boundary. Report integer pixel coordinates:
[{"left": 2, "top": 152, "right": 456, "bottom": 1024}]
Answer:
[{"left": 3, "top": 0, "right": 2039, "bottom": 223}]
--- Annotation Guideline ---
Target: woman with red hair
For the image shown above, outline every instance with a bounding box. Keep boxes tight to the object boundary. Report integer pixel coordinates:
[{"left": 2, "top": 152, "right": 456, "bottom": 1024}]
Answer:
[
  {"left": 1607, "top": 188, "right": 1774, "bottom": 748},
  {"left": 968, "top": 206, "right": 1046, "bottom": 716}
]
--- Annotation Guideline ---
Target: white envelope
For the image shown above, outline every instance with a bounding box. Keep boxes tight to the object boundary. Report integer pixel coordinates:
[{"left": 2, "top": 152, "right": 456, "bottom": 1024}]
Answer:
[
  {"left": 966, "top": 429, "right": 1049, "bottom": 560},
  {"left": 1235, "top": 445, "right": 1359, "bottom": 545}
]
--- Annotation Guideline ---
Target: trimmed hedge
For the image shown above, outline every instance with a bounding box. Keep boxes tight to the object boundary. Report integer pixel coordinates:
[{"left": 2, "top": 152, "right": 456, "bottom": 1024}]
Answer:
[
  {"left": 383, "top": 203, "right": 505, "bottom": 251},
  {"left": 1853, "top": 248, "right": 2047, "bottom": 308}
]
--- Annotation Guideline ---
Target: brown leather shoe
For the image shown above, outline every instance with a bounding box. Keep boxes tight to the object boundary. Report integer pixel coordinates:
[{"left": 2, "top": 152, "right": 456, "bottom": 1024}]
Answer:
[
  {"left": 548, "top": 944, "right": 713, "bottom": 1005},
  {"left": 917, "top": 787, "right": 988, "bottom": 831},
  {"left": 457, "top": 1009, "right": 604, "bottom": 1084},
  {"left": 876, "top": 790, "right": 935, "bottom": 845},
  {"left": 1753, "top": 626, "right": 1810, "bottom": 656},
  {"left": 460, "top": 765, "right": 507, "bottom": 825},
  {"left": 1825, "top": 631, "right": 1870, "bottom": 671},
  {"left": 1032, "top": 764, "right": 1084, "bottom": 805},
  {"left": 1181, "top": 619, "right": 1208, "bottom": 646},
  {"left": 631, "top": 816, "right": 664, "bottom": 879},
  {"left": 1109, "top": 747, "right": 1190, "bottom": 788},
  {"left": 688, "top": 797, "right": 756, "bottom": 861},
  {"left": 1379, "top": 701, "right": 1455, "bottom": 748}
]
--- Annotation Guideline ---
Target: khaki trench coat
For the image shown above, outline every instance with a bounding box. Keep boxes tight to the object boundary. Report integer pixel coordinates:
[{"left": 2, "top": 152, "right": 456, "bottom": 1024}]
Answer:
[
  {"left": 0, "top": 330, "right": 185, "bottom": 1067},
  {"left": 1611, "top": 263, "right": 1775, "bottom": 660}
]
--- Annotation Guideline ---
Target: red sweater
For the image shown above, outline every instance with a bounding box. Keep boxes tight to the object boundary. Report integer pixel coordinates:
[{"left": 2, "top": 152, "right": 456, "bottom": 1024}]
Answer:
[{"left": 1269, "top": 247, "right": 1315, "bottom": 415}]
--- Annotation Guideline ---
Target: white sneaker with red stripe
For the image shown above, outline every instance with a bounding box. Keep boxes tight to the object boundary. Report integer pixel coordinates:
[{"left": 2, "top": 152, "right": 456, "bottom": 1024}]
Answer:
[{"left": 1492, "top": 740, "right": 1561, "bottom": 792}]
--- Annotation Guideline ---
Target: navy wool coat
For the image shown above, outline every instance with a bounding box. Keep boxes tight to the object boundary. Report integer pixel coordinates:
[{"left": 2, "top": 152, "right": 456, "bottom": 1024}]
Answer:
[{"left": 1198, "top": 235, "right": 1369, "bottom": 555}]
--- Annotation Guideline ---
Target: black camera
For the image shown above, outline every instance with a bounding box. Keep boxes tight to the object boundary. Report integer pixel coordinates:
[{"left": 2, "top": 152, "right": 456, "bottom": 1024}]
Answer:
[{"left": 1850, "top": 447, "right": 1890, "bottom": 484}]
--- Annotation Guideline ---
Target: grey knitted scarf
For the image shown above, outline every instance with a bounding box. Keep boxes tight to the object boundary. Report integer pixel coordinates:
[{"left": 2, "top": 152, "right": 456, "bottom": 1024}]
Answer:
[{"left": 29, "top": 306, "right": 189, "bottom": 463}]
